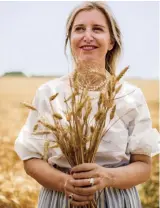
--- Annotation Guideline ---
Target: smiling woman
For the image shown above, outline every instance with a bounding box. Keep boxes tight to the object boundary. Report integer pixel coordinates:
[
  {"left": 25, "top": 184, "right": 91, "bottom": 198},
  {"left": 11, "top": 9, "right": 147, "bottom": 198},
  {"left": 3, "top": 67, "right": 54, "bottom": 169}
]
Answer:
[
  {"left": 65, "top": 1, "right": 121, "bottom": 76},
  {"left": 70, "top": 9, "right": 114, "bottom": 68},
  {"left": 14, "top": 1, "right": 160, "bottom": 208}
]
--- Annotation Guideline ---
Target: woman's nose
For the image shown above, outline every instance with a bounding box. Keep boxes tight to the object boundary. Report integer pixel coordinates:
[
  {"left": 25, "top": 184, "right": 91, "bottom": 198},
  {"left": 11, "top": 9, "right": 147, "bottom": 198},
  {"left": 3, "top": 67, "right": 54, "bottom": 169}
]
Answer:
[{"left": 83, "top": 30, "right": 94, "bottom": 43}]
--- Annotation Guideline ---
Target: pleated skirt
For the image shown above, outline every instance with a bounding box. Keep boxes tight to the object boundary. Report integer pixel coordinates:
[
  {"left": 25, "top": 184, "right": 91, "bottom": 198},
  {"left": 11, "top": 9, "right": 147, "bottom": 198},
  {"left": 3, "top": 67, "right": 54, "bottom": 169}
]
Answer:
[{"left": 37, "top": 165, "right": 142, "bottom": 208}]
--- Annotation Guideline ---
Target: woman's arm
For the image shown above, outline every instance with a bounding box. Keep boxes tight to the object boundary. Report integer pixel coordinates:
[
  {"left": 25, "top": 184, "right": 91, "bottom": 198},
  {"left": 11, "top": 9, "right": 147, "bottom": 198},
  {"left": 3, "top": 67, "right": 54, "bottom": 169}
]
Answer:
[
  {"left": 23, "top": 158, "right": 71, "bottom": 192},
  {"left": 24, "top": 158, "right": 95, "bottom": 206},
  {"left": 104, "top": 154, "right": 152, "bottom": 189}
]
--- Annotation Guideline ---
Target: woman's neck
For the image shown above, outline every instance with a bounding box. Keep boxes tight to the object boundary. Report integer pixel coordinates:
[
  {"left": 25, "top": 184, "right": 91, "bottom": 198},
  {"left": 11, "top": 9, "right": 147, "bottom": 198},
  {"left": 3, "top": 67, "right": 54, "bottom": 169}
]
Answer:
[{"left": 74, "top": 60, "right": 106, "bottom": 76}]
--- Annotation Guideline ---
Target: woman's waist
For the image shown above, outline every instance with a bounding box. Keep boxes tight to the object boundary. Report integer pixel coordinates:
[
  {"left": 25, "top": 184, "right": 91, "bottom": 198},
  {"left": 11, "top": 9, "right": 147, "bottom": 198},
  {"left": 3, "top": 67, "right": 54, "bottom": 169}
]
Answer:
[{"left": 52, "top": 160, "right": 130, "bottom": 172}]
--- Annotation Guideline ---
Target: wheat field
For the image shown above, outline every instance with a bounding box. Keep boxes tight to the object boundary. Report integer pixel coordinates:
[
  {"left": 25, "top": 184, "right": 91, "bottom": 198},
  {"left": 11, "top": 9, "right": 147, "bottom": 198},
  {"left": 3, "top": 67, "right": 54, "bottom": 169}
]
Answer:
[{"left": 0, "top": 77, "right": 159, "bottom": 208}]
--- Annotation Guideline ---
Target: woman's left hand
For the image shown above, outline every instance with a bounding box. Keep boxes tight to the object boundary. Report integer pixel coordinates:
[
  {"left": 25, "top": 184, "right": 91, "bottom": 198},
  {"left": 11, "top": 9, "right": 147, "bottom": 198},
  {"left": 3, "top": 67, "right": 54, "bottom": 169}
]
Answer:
[{"left": 70, "top": 163, "right": 113, "bottom": 196}]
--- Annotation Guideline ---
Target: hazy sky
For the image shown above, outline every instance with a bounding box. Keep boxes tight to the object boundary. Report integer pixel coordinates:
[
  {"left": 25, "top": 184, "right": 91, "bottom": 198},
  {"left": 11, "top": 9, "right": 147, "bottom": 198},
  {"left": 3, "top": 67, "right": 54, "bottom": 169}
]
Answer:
[{"left": 0, "top": 1, "right": 159, "bottom": 79}]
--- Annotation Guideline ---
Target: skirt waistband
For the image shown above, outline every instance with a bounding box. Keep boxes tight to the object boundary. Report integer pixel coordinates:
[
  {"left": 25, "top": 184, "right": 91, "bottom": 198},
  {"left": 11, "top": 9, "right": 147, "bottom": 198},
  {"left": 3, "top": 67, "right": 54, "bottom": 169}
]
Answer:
[{"left": 53, "top": 161, "right": 129, "bottom": 173}]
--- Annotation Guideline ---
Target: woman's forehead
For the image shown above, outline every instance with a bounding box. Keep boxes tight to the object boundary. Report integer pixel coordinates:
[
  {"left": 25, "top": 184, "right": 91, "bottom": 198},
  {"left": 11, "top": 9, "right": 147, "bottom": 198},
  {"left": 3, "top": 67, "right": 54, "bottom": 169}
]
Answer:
[{"left": 73, "top": 9, "right": 108, "bottom": 27}]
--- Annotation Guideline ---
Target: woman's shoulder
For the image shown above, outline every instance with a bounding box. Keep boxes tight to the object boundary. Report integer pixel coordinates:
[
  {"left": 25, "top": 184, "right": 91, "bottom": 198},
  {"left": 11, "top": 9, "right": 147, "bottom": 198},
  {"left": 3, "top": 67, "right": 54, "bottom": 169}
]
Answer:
[
  {"left": 115, "top": 80, "right": 147, "bottom": 117},
  {"left": 114, "top": 80, "right": 148, "bottom": 125},
  {"left": 118, "top": 80, "right": 145, "bottom": 104},
  {"left": 35, "top": 74, "right": 70, "bottom": 95},
  {"left": 119, "top": 80, "right": 139, "bottom": 94}
]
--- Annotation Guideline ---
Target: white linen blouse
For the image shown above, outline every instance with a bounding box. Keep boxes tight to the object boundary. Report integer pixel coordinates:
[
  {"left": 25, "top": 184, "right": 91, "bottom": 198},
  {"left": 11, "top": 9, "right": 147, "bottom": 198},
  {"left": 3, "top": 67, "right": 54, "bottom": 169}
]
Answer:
[{"left": 14, "top": 74, "right": 160, "bottom": 168}]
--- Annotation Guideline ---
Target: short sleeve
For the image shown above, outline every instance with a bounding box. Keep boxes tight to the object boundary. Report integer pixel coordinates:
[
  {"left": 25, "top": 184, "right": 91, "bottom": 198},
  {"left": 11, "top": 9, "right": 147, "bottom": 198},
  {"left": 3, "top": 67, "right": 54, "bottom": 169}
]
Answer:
[
  {"left": 126, "top": 88, "right": 160, "bottom": 157},
  {"left": 14, "top": 85, "right": 51, "bottom": 160}
]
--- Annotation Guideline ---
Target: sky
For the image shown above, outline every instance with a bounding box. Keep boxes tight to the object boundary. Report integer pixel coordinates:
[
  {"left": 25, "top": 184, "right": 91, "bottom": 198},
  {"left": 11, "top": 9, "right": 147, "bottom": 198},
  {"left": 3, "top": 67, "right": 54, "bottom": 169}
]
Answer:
[{"left": 0, "top": 1, "right": 159, "bottom": 79}]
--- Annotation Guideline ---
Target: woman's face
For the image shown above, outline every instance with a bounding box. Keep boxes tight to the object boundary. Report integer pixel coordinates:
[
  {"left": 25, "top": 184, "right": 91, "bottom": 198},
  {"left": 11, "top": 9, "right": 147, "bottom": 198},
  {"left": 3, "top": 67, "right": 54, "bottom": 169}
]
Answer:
[{"left": 70, "top": 9, "right": 114, "bottom": 65}]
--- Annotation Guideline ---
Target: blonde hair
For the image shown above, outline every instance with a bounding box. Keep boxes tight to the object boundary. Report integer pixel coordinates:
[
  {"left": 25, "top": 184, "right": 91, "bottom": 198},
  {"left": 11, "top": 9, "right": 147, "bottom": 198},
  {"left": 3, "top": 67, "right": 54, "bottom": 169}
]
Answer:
[{"left": 64, "top": 1, "right": 122, "bottom": 75}]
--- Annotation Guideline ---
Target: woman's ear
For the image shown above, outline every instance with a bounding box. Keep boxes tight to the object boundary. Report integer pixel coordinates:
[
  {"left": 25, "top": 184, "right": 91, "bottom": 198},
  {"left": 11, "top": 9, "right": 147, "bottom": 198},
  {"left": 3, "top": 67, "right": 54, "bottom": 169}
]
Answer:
[{"left": 108, "top": 40, "right": 115, "bottom": 51}]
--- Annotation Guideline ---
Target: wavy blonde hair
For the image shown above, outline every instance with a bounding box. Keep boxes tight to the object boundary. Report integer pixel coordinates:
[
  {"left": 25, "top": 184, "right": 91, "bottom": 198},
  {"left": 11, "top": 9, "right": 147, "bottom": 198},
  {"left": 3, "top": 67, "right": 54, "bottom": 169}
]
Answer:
[{"left": 64, "top": 1, "right": 122, "bottom": 75}]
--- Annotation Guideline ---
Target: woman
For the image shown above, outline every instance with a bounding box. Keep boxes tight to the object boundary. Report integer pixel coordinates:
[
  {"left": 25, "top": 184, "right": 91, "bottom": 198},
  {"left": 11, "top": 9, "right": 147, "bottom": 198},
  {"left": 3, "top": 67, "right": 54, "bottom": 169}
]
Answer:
[{"left": 14, "top": 2, "right": 160, "bottom": 208}]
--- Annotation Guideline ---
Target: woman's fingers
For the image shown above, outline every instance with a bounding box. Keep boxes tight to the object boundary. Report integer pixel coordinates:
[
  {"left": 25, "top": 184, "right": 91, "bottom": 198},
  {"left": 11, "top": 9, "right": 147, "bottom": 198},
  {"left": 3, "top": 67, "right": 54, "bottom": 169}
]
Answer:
[
  {"left": 72, "top": 170, "right": 100, "bottom": 179},
  {"left": 70, "top": 178, "right": 100, "bottom": 187},
  {"left": 65, "top": 192, "right": 94, "bottom": 206},
  {"left": 65, "top": 178, "right": 99, "bottom": 196},
  {"left": 68, "top": 193, "right": 94, "bottom": 201},
  {"left": 64, "top": 177, "right": 77, "bottom": 194},
  {"left": 74, "top": 185, "right": 98, "bottom": 195},
  {"left": 71, "top": 163, "right": 98, "bottom": 173},
  {"left": 71, "top": 200, "right": 90, "bottom": 206},
  {"left": 64, "top": 182, "right": 75, "bottom": 194}
]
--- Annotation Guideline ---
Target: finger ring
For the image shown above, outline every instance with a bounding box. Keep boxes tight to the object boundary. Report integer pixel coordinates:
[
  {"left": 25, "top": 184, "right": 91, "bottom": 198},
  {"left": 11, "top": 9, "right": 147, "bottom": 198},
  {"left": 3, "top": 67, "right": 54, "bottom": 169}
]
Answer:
[
  {"left": 68, "top": 193, "right": 74, "bottom": 202},
  {"left": 89, "top": 178, "right": 95, "bottom": 186}
]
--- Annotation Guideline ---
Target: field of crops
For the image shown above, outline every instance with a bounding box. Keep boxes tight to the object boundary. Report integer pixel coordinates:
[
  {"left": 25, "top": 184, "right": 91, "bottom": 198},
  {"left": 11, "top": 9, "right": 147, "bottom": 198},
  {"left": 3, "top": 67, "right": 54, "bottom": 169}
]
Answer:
[{"left": 0, "top": 77, "right": 159, "bottom": 207}]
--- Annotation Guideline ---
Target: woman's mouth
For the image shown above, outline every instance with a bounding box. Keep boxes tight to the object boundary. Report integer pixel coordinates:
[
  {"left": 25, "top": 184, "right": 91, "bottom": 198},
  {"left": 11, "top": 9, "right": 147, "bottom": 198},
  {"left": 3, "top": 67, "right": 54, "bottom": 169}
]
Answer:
[{"left": 80, "top": 45, "right": 98, "bottom": 51}]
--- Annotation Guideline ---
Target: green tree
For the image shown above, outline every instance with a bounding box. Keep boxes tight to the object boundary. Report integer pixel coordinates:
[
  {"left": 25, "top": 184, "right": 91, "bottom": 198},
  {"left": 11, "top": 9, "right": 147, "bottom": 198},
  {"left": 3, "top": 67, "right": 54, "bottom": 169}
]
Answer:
[{"left": 3, "top": 71, "right": 26, "bottom": 77}]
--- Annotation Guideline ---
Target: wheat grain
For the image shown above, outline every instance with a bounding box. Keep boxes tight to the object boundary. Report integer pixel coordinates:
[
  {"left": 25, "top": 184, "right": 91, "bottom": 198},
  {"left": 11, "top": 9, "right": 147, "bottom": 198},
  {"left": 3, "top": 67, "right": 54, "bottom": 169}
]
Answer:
[
  {"left": 116, "top": 66, "right": 129, "bottom": 82},
  {"left": 53, "top": 113, "right": 63, "bottom": 120},
  {"left": 49, "top": 93, "right": 59, "bottom": 101},
  {"left": 110, "top": 105, "right": 116, "bottom": 120},
  {"left": 20, "top": 102, "right": 37, "bottom": 111}
]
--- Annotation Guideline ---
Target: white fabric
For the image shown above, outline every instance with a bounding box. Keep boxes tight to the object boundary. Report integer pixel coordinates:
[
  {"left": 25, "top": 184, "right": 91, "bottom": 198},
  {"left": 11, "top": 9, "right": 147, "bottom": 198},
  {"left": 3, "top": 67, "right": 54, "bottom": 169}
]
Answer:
[{"left": 14, "top": 74, "right": 160, "bottom": 168}]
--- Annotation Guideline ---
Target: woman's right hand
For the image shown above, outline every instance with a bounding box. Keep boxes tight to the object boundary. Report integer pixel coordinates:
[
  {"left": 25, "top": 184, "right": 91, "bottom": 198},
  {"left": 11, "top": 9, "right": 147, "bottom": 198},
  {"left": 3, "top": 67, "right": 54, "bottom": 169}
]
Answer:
[{"left": 63, "top": 175, "right": 95, "bottom": 207}]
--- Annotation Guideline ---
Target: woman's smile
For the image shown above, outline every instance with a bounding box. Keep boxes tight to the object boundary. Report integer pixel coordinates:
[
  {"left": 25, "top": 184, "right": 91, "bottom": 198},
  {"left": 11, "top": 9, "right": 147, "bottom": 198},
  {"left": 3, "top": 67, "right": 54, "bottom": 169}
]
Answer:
[{"left": 80, "top": 45, "right": 98, "bottom": 51}]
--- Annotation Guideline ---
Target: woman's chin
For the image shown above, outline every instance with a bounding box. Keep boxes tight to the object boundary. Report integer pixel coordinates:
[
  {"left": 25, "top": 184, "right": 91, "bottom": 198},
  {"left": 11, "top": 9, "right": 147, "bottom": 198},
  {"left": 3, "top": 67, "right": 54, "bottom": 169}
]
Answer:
[{"left": 78, "top": 56, "right": 96, "bottom": 62}]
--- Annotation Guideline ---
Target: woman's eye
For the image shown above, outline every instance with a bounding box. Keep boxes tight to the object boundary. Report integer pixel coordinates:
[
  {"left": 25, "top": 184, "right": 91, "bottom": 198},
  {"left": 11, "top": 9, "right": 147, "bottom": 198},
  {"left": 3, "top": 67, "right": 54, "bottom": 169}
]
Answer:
[
  {"left": 93, "top": 27, "right": 103, "bottom": 31},
  {"left": 75, "top": 27, "right": 84, "bottom": 32}
]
